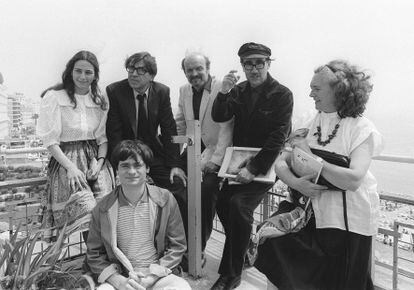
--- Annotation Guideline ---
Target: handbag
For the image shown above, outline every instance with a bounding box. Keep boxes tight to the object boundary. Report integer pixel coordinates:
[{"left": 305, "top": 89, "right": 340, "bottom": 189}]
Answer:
[{"left": 310, "top": 148, "right": 350, "bottom": 190}]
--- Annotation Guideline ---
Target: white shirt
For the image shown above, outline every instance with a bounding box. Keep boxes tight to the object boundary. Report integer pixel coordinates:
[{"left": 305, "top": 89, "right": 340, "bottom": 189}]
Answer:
[
  {"left": 37, "top": 89, "right": 108, "bottom": 148},
  {"left": 297, "top": 111, "right": 384, "bottom": 236}
]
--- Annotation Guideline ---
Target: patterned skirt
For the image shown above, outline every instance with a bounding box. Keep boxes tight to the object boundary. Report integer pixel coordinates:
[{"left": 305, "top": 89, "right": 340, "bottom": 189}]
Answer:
[{"left": 40, "top": 140, "right": 115, "bottom": 237}]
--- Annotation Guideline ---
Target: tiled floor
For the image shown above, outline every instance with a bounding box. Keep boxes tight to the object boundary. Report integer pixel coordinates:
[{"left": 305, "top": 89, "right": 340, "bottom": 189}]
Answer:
[{"left": 185, "top": 231, "right": 267, "bottom": 290}]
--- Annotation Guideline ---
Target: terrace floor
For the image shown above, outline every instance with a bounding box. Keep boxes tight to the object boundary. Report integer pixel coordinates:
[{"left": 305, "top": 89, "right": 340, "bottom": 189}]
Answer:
[{"left": 184, "top": 231, "right": 266, "bottom": 290}]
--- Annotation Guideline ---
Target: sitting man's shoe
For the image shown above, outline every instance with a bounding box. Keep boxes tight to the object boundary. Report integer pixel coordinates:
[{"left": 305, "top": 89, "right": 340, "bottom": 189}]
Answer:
[{"left": 210, "top": 275, "right": 241, "bottom": 290}]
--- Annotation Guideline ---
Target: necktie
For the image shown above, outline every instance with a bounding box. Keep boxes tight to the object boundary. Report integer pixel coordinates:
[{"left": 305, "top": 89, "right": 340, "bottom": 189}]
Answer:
[{"left": 137, "top": 94, "right": 149, "bottom": 142}]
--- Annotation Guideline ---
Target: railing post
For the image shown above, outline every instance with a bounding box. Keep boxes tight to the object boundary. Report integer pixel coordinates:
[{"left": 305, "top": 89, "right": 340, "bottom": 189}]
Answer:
[
  {"left": 392, "top": 221, "right": 399, "bottom": 290},
  {"left": 262, "top": 194, "right": 270, "bottom": 221},
  {"left": 172, "top": 120, "right": 202, "bottom": 277}
]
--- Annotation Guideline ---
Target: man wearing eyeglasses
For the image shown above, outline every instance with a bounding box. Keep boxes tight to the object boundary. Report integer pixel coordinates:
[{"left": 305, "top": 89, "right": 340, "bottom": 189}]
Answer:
[
  {"left": 106, "top": 52, "right": 187, "bottom": 231},
  {"left": 210, "top": 42, "right": 293, "bottom": 290}
]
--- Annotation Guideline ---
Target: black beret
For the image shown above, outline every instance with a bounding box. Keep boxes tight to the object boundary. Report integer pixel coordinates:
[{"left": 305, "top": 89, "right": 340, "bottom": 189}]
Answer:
[{"left": 238, "top": 42, "right": 271, "bottom": 58}]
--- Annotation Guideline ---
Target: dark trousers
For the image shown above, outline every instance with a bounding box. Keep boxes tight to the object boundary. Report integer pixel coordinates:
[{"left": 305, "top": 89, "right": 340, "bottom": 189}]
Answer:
[
  {"left": 149, "top": 156, "right": 188, "bottom": 233},
  {"left": 180, "top": 151, "right": 220, "bottom": 250},
  {"left": 201, "top": 172, "right": 220, "bottom": 251},
  {"left": 217, "top": 181, "right": 273, "bottom": 277}
]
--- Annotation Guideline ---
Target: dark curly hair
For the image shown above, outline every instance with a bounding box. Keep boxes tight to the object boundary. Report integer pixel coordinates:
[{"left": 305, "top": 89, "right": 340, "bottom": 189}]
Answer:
[
  {"left": 315, "top": 60, "right": 373, "bottom": 118},
  {"left": 41, "top": 50, "right": 107, "bottom": 110}
]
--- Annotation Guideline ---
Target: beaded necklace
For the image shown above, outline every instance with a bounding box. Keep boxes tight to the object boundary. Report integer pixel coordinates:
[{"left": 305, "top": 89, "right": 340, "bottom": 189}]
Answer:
[{"left": 313, "top": 114, "right": 342, "bottom": 146}]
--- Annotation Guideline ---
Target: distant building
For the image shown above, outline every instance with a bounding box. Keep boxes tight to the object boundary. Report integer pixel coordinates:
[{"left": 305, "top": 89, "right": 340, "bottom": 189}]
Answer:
[
  {"left": 8, "top": 93, "right": 23, "bottom": 138},
  {"left": 0, "top": 84, "right": 9, "bottom": 140},
  {"left": 21, "top": 98, "right": 38, "bottom": 137}
]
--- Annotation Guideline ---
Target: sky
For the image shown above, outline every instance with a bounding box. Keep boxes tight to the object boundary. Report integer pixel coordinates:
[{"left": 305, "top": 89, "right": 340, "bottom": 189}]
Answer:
[{"left": 1, "top": 0, "right": 414, "bottom": 155}]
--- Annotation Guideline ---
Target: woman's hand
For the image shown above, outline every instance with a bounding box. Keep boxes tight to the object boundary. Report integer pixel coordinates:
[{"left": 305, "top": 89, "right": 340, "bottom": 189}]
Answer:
[
  {"left": 66, "top": 165, "right": 88, "bottom": 192},
  {"left": 294, "top": 174, "right": 328, "bottom": 198},
  {"left": 87, "top": 158, "right": 104, "bottom": 181}
]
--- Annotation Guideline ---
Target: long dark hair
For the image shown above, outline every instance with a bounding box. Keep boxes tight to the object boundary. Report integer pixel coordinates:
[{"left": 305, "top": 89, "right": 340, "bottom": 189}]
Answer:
[{"left": 41, "top": 50, "right": 107, "bottom": 110}]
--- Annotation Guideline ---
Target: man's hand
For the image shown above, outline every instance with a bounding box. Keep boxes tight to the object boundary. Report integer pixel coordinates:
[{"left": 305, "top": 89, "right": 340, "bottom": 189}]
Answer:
[
  {"left": 139, "top": 274, "right": 158, "bottom": 289},
  {"left": 221, "top": 70, "right": 240, "bottom": 94},
  {"left": 203, "top": 161, "right": 220, "bottom": 175},
  {"left": 295, "top": 174, "right": 328, "bottom": 198},
  {"left": 235, "top": 167, "right": 255, "bottom": 184},
  {"left": 107, "top": 274, "right": 144, "bottom": 290},
  {"left": 170, "top": 167, "right": 187, "bottom": 187}
]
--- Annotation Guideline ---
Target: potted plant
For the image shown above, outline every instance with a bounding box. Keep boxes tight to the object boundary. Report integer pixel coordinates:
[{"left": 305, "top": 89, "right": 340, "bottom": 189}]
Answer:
[{"left": 0, "top": 223, "right": 92, "bottom": 289}]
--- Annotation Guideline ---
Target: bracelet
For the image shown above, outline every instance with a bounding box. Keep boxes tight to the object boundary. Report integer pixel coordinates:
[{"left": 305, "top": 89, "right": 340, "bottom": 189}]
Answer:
[{"left": 97, "top": 157, "right": 105, "bottom": 162}]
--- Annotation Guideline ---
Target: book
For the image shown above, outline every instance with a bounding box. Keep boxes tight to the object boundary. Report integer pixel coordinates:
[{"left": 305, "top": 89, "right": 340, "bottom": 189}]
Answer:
[{"left": 291, "top": 147, "right": 324, "bottom": 183}]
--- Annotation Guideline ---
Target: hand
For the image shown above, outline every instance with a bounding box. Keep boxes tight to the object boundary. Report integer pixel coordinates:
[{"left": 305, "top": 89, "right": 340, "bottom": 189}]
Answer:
[
  {"left": 108, "top": 274, "right": 144, "bottom": 290},
  {"left": 139, "top": 274, "right": 158, "bottom": 289},
  {"left": 170, "top": 167, "right": 187, "bottom": 187},
  {"left": 121, "top": 279, "right": 145, "bottom": 290},
  {"left": 86, "top": 158, "right": 104, "bottom": 181},
  {"left": 235, "top": 167, "right": 255, "bottom": 184},
  {"left": 295, "top": 174, "right": 328, "bottom": 198},
  {"left": 66, "top": 165, "right": 88, "bottom": 192},
  {"left": 203, "top": 161, "right": 220, "bottom": 175},
  {"left": 221, "top": 70, "right": 240, "bottom": 94}
]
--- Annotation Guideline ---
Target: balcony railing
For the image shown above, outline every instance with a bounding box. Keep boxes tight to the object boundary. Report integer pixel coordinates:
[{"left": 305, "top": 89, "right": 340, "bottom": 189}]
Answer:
[{"left": 1, "top": 147, "right": 413, "bottom": 289}]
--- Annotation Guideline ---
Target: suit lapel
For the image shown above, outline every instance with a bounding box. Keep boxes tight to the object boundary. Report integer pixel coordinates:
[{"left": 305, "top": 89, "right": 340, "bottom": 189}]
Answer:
[
  {"left": 123, "top": 85, "right": 137, "bottom": 138},
  {"left": 147, "top": 84, "right": 158, "bottom": 131},
  {"left": 184, "top": 86, "right": 194, "bottom": 121}
]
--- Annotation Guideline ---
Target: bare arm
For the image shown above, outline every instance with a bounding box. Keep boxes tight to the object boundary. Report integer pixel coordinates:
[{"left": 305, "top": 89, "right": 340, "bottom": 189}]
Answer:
[
  {"left": 319, "top": 136, "right": 374, "bottom": 191},
  {"left": 275, "top": 151, "right": 327, "bottom": 198}
]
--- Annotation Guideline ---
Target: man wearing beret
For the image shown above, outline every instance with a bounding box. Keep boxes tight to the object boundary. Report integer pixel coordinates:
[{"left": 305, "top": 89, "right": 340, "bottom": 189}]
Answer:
[{"left": 210, "top": 42, "right": 293, "bottom": 290}]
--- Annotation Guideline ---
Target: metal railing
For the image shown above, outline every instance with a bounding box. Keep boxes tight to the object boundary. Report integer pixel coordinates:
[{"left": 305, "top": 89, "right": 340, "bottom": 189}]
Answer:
[{"left": 1, "top": 146, "right": 414, "bottom": 289}]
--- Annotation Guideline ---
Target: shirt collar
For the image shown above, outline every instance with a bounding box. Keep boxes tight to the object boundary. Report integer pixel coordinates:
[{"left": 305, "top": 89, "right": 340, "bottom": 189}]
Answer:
[
  {"left": 133, "top": 87, "right": 150, "bottom": 99},
  {"left": 119, "top": 186, "right": 148, "bottom": 207}
]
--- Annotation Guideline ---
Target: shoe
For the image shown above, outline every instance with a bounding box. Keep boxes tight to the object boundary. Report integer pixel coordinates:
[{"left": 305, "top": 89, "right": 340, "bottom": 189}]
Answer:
[{"left": 210, "top": 275, "right": 241, "bottom": 290}]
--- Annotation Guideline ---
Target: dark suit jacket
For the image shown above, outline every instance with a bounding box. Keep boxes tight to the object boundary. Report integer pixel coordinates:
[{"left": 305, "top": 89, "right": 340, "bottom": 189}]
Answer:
[
  {"left": 106, "top": 79, "right": 181, "bottom": 168},
  {"left": 212, "top": 73, "right": 293, "bottom": 176}
]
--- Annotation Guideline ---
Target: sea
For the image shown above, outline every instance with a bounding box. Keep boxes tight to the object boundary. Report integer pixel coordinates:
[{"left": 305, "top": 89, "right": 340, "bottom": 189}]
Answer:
[{"left": 358, "top": 113, "right": 414, "bottom": 197}]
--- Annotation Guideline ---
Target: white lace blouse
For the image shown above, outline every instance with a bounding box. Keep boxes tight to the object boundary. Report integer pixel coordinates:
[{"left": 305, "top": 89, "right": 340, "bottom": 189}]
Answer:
[
  {"left": 37, "top": 89, "right": 109, "bottom": 148},
  {"left": 296, "top": 111, "right": 384, "bottom": 236}
]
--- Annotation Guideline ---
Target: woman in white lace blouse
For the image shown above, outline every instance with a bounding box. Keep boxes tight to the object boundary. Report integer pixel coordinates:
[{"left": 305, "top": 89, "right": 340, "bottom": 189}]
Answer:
[{"left": 38, "top": 51, "right": 114, "bottom": 239}]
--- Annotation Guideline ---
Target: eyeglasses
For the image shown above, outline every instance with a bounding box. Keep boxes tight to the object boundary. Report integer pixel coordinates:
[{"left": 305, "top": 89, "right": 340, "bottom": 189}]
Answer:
[
  {"left": 242, "top": 60, "right": 267, "bottom": 71},
  {"left": 126, "top": 66, "right": 148, "bottom": 75}
]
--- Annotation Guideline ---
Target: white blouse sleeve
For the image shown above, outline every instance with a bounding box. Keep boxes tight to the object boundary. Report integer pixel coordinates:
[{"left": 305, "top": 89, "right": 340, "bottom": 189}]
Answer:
[
  {"left": 350, "top": 117, "right": 384, "bottom": 157},
  {"left": 37, "top": 90, "right": 62, "bottom": 148},
  {"left": 94, "top": 94, "right": 109, "bottom": 146}
]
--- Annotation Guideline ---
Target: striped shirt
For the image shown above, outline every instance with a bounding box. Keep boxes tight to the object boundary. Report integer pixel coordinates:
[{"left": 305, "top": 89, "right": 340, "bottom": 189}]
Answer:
[{"left": 117, "top": 188, "right": 158, "bottom": 270}]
